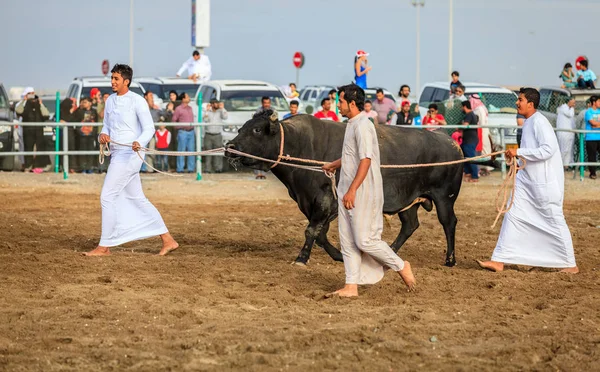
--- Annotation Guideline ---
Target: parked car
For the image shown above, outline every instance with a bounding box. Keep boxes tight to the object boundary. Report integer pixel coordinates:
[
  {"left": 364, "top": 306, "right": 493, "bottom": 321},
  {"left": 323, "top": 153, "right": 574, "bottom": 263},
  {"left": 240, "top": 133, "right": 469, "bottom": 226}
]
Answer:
[
  {"left": 135, "top": 77, "right": 202, "bottom": 109},
  {"left": 418, "top": 82, "right": 519, "bottom": 147},
  {"left": 66, "top": 76, "right": 145, "bottom": 106},
  {"left": 537, "top": 86, "right": 600, "bottom": 128},
  {"left": 197, "top": 80, "right": 290, "bottom": 147},
  {"left": 0, "top": 83, "right": 14, "bottom": 170},
  {"left": 299, "top": 85, "right": 335, "bottom": 114},
  {"left": 364, "top": 87, "right": 396, "bottom": 104}
]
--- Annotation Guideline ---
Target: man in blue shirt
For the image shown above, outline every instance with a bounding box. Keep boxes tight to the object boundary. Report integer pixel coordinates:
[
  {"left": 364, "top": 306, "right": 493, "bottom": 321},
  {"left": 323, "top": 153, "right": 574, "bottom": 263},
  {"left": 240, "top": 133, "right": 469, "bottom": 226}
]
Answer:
[
  {"left": 584, "top": 95, "right": 600, "bottom": 179},
  {"left": 283, "top": 100, "right": 299, "bottom": 119},
  {"left": 577, "top": 60, "right": 597, "bottom": 89}
]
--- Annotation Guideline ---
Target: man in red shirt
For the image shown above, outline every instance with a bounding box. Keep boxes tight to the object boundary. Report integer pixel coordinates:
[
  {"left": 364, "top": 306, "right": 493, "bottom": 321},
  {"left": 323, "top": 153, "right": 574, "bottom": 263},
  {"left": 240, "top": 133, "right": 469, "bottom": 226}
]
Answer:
[
  {"left": 314, "top": 98, "right": 339, "bottom": 121},
  {"left": 422, "top": 103, "right": 447, "bottom": 130}
]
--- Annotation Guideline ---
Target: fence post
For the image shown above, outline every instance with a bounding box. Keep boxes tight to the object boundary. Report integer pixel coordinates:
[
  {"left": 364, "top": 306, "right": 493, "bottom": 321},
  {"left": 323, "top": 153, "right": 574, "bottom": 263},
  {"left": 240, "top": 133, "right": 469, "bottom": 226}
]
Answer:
[
  {"left": 335, "top": 92, "right": 339, "bottom": 116},
  {"left": 500, "top": 129, "right": 506, "bottom": 179},
  {"left": 55, "top": 91, "right": 60, "bottom": 173},
  {"left": 579, "top": 133, "right": 585, "bottom": 181},
  {"left": 196, "top": 92, "right": 203, "bottom": 181},
  {"left": 63, "top": 122, "right": 69, "bottom": 180}
]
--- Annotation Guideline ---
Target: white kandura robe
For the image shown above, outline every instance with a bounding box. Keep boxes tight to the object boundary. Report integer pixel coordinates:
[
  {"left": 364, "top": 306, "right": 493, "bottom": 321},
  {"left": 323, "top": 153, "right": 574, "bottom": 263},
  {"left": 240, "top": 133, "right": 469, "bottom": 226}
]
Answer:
[
  {"left": 338, "top": 112, "right": 404, "bottom": 285},
  {"left": 99, "top": 91, "right": 168, "bottom": 247},
  {"left": 492, "top": 112, "right": 576, "bottom": 268},
  {"left": 556, "top": 103, "right": 576, "bottom": 166}
]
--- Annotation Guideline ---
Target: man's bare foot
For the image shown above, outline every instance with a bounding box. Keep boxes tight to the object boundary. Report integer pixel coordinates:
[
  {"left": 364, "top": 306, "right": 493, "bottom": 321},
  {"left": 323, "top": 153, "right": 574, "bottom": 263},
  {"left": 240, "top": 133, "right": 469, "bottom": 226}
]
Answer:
[
  {"left": 158, "top": 233, "right": 179, "bottom": 256},
  {"left": 559, "top": 267, "right": 579, "bottom": 274},
  {"left": 398, "top": 261, "right": 416, "bottom": 291},
  {"left": 83, "top": 246, "right": 111, "bottom": 256},
  {"left": 477, "top": 260, "right": 504, "bottom": 272},
  {"left": 327, "top": 284, "right": 359, "bottom": 298}
]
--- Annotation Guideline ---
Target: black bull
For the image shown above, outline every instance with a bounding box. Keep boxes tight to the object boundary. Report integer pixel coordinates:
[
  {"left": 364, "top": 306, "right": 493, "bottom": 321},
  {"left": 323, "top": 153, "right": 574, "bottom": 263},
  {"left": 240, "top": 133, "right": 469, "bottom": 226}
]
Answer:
[{"left": 226, "top": 111, "right": 464, "bottom": 267}]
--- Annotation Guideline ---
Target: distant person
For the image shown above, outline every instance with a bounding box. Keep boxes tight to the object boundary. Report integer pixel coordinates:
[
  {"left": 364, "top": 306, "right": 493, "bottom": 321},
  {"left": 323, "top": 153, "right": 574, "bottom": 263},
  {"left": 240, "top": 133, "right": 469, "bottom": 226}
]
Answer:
[
  {"left": 202, "top": 98, "right": 228, "bottom": 173},
  {"left": 354, "top": 50, "right": 371, "bottom": 89},
  {"left": 450, "top": 71, "right": 462, "bottom": 93},
  {"left": 390, "top": 101, "right": 413, "bottom": 125},
  {"left": 283, "top": 100, "right": 300, "bottom": 119},
  {"left": 172, "top": 92, "right": 196, "bottom": 173},
  {"left": 286, "top": 83, "right": 299, "bottom": 100},
  {"left": 140, "top": 91, "right": 160, "bottom": 173},
  {"left": 16, "top": 89, "right": 50, "bottom": 172},
  {"left": 576, "top": 60, "right": 596, "bottom": 89},
  {"left": 584, "top": 95, "right": 600, "bottom": 179},
  {"left": 556, "top": 97, "right": 576, "bottom": 170},
  {"left": 470, "top": 94, "right": 493, "bottom": 177},
  {"left": 176, "top": 50, "right": 212, "bottom": 83},
  {"left": 372, "top": 89, "right": 395, "bottom": 124},
  {"left": 154, "top": 124, "right": 171, "bottom": 172},
  {"left": 97, "top": 92, "right": 109, "bottom": 123},
  {"left": 398, "top": 84, "right": 421, "bottom": 123},
  {"left": 478, "top": 87, "right": 578, "bottom": 274},
  {"left": 451, "top": 85, "right": 467, "bottom": 102},
  {"left": 90, "top": 88, "right": 102, "bottom": 111},
  {"left": 71, "top": 97, "right": 98, "bottom": 174},
  {"left": 363, "top": 100, "right": 378, "bottom": 124},
  {"left": 560, "top": 63, "right": 577, "bottom": 89},
  {"left": 461, "top": 101, "right": 479, "bottom": 183},
  {"left": 422, "top": 103, "right": 447, "bottom": 130},
  {"left": 314, "top": 98, "right": 339, "bottom": 121},
  {"left": 254, "top": 97, "right": 275, "bottom": 179}
]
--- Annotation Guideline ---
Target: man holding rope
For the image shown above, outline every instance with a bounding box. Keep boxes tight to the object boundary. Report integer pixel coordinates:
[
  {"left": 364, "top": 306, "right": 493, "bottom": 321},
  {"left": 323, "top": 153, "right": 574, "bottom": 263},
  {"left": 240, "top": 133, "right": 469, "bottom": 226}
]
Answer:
[
  {"left": 478, "top": 88, "right": 578, "bottom": 273},
  {"left": 322, "top": 84, "right": 416, "bottom": 297},
  {"left": 84, "top": 64, "right": 179, "bottom": 256}
]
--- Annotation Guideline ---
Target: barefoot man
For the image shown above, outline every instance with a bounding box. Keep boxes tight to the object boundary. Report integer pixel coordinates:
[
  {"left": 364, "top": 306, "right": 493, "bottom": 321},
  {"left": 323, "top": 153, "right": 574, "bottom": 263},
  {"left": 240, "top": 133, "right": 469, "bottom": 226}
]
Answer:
[
  {"left": 85, "top": 64, "right": 178, "bottom": 256},
  {"left": 322, "top": 84, "right": 416, "bottom": 297},
  {"left": 478, "top": 88, "right": 578, "bottom": 273}
]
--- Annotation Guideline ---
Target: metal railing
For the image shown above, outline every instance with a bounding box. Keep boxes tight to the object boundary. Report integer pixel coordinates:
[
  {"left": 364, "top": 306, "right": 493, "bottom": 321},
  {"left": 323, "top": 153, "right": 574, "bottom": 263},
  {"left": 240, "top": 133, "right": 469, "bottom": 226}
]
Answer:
[{"left": 1, "top": 122, "right": 598, "bottom": 181}]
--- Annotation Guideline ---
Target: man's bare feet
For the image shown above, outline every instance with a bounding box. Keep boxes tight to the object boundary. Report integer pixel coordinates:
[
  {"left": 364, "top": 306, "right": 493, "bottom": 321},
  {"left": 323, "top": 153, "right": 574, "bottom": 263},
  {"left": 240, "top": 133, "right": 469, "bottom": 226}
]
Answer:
[
  {"left": 559, "top": 267, "right": 579, "bottom": 274},
  {"left": 83, "top": 246, "right": 111, "bottom": 256},
  {"left": 158, "top": 233, "right": 179, "bottom": 256},
  {"left": 328, "top": 284, "right": 359, "bottom": 298},
  {"left": 477, "top": 260, "right": 504, "bottom": 272},
  {"left": 398, "top": 261, "right": 416, "bottom": 291}
]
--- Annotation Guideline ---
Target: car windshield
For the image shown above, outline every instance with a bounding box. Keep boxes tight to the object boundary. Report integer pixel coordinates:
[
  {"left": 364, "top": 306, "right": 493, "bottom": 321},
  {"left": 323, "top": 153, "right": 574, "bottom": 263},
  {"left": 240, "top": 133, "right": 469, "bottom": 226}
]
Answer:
[
  {"left": 473, "top": 92, "right": 517, "bottom": 114},
  {"left": 43, "top": 99, "right": 57, "bottom": 114},
  {"left": 81, "top": 86, "right": 144, "bottom": 98},
  {"left": 220, "top": 90, "right": 289, "bottom": 112},
  {"left": 365, "top": 92, "right": 396, "bottom": 103},
  {"left": 140, "top": 83, "right": 163, "bottom": 99},
  {"left": 159, "top": 84, "right": 200, "bottom": 101}
]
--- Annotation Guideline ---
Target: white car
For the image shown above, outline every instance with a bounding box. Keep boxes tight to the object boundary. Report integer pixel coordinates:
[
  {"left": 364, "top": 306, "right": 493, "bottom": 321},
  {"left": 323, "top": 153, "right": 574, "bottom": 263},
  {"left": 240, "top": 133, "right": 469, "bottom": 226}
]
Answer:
[
  {"left": 135, "top": 76, "right": 202, "bottom": 109},
  {"left": 66, "top": 76, "right": 145, "bottom": 106},
  {"left": 418, "top": 82, "right": 518, "bottom": 147},
  {"left": 197, "top": 80, "right": 290, "bottom": 146},
  {"left": 299, "top": 85, "right": 335, "bottom": 114}
]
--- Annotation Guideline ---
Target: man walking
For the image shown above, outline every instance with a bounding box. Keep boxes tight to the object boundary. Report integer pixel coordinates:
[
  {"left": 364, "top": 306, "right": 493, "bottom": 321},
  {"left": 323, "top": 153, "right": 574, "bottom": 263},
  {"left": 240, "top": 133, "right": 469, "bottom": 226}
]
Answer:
[
  {"left": 322, "top": 84, "right": 415, "bottom": 297},
  {"left": 85, "top": 64, "right": 178, "bottom": 256},
  {"left": 202, "top": 98, "right": 228, "bottom": 173},
  {"left": 173, "top": 93, "right": 196, "bottom": 173},
  {"left": 478, "top": 88, "right": 578, "bottom": 273}
]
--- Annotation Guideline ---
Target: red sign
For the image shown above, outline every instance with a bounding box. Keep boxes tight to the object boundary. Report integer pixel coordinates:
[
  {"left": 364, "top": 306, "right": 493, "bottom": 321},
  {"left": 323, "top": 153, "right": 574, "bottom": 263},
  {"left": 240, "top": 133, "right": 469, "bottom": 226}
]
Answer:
[
  {"left": 102, "top": 60, "right": 110, "bottom": 75},
  {"left": 293, "top": 52, "right": 305, "bottom": 69},
  {"left": 575, "top": 55, "right": 588, "bottom": 70}
]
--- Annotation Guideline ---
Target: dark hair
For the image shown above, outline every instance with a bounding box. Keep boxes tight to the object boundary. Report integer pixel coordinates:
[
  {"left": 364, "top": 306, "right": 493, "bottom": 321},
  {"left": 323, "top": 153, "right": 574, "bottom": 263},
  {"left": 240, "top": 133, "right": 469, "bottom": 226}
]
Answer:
[
  {"left": 564, "top": 62, "right": 573, "bottom": 70},
  {"left": 399, "top": 85, "right": 410, "bottom": 95},
  {"left": 461, "top": 101, "right": 471, "bottom": 109},
  {"left": 457, "top": 85, "right": 466, "bottom": 92},
  {"left": 80, "top": 97, "right": 92, "bottom": 103},
  {"left": 376, "top": 88, "right": 384, "bottom": 94},
  {"left": 144, "top": 90, "right": 152, "bottom": 98},
  {"left": 261, "top": 96, "right": 270, "bottom": 103},
  {"left": 452, "top": 71, "right": 460, "bottom": 77},
  {"left": 337, "top": 84, "right": 365, "bottom": 111},
  {"left": 328, "top": 89, "right": 337, "bottom": 95},
  {"left": 321, "top": 98, "right": 331, "bottom": 106},
  {"left": 178, "top": 92, "right": 187, "bottom": 100},
  {"left": 110, "top": 64, "right": 133, "bottom": 87},
  {"left": 519, "top": 87, "right": 540, "bottom": 109},
  {"left": 289, "top": 83, "right": 296, "bottom": 88},
  {"left": 428, "top": 103, "right": 438, "bottom": 110},
  {"left": 365, "top": 100, "right": 372, "bottom": 104},
  {"left": 102, "top": 92, "right": 110, "bottom": 96},
  {"left": 169, "top": 90, "right": 178, "bottom": 97},
  {"left": 193, "top": 50, "right": 200, "bottom": 57},
  {"left": 590, "top": 95, "right": 598, "bottom": 106},
  {"left": 580, "top": 60, "right": 588, "bottom": 68},
  {"left": 290, "top": 100, "right": 299, "bottom": 106}
]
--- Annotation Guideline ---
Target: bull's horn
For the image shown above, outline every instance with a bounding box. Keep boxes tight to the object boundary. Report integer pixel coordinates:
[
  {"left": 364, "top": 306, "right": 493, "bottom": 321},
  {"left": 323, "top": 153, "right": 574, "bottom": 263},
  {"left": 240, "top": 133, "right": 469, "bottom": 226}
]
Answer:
[{"left": 269, "top": 112, "right": 278, "bottom": 122}]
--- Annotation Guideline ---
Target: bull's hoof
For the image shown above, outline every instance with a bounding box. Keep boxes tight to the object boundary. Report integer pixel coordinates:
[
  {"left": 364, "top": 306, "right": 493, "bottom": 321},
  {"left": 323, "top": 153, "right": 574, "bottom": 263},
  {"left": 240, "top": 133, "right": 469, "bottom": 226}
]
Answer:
[
  {"left": 445, "top": 260, "right": 457, "bottom": 267},
  {"left": 292, "top": 259, "right": 309, "bottom": 267}
]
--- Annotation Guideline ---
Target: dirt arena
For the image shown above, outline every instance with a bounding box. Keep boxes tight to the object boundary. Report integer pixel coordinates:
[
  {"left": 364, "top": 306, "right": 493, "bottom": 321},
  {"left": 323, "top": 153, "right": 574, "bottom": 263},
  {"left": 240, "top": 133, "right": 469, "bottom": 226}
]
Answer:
[{"left": 0, "top": 170, "right": 599, "bottom": 371}]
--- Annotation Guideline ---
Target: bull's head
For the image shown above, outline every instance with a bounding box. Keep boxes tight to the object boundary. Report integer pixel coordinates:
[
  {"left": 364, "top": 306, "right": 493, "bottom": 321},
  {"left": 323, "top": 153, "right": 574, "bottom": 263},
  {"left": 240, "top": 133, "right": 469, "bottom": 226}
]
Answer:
[{"left": 225, "top": 110, "right": 281, "bottom": 171}]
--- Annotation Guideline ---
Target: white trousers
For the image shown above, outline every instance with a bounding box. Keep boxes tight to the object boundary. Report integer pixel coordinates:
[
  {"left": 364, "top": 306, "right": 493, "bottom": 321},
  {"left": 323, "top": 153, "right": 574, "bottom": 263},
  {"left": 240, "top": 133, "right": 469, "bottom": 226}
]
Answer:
[
  {"left": 100, "top": 153, "right": 168, "bottom": 247},
  {"left": 338, "top": 191, "right": 404, "bottom": 285},
  {"left": 557, "top": 132, "right": 575, "bottom": 166}
]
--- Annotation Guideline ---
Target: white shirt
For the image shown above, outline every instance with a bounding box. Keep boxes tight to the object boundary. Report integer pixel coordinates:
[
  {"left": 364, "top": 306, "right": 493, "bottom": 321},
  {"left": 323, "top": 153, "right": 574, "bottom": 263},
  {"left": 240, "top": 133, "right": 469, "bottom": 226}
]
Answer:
[
  {"left": 176, "top": 55, "right": 212, "bottom": 82},
  {"left": 101, "top": 91, "right": 155, "bottom": 158},
  {"left": 556, "top": 103, "right": 575, "bottom": 130}
]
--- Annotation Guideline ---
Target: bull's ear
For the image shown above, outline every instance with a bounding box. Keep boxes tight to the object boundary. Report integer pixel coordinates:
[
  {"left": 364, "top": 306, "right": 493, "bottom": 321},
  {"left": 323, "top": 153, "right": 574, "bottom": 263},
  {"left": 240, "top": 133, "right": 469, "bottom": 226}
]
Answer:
[{"left": 269, "top": 112, "right": 279, "bottom": 135}]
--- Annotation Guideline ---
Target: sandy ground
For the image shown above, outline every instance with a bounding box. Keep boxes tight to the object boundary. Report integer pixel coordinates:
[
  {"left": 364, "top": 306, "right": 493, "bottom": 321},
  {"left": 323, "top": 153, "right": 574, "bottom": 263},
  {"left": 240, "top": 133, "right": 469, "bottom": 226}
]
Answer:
[{"left": 0, "top": 170, "right": 599, "bottom": 371}]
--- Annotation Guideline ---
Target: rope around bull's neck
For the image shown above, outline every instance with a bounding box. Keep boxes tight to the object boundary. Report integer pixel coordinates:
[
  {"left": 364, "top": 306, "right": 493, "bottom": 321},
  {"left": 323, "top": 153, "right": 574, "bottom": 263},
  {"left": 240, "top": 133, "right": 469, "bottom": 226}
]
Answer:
[{"left": 99, "top": 136, "right": 524, "bottom": 228}]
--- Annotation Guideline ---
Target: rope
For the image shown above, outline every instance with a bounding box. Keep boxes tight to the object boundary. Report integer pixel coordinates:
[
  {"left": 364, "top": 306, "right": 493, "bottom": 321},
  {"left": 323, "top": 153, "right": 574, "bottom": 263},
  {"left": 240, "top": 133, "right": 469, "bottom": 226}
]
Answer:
[{"left": 491, "top": 156, "right": 525, "bottom": 229}]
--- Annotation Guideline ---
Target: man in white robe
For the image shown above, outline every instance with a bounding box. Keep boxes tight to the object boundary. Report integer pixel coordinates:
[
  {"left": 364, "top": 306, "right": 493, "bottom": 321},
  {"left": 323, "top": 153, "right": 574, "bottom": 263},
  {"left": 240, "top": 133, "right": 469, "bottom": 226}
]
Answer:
[
  {"left": 176, "top": 50, "right": 212, "bottom": 83},
  {"left": 556, "top": 98, "right": 576, "bottom": 169},
  {"left": 322, "top": 84, "right": 416, "bottom": 297},
  {"left": 478, "top": 88, "right": 578, "bottom": 273},
  {"left": 85, "top": 64, "right": 179, "bottom": 256}
]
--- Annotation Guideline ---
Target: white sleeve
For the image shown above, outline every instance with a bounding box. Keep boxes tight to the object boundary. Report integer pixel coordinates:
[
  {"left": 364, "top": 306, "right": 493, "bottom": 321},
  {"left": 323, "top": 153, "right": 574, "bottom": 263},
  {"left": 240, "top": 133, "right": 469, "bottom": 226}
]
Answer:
[
  {"left": 355, "top": 121, "right": 375, "bottom": 160},
  {"left": 167, "top": 131, "right": 172, "bottom": 145},
  {"left": 100, "top": 98, "right": 111, "bottom": 136},
  {"left": 517, "top": 119, "right": 559, "bottom": 162},
  {"left": 135, "top": 97, "right": 156, "bottom": 146}
]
